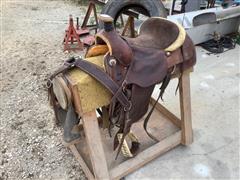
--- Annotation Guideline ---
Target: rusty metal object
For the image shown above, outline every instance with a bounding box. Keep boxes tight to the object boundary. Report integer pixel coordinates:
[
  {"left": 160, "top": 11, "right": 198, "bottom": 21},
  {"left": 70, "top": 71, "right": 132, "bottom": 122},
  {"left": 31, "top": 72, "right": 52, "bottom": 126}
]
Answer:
[
  {"left": 81, "top": 1, "right": 99, "bottom": 33},
  {"left": 207, "top": 0, "right": 216, "bottom": 8},
  {"left": 63, "top": 15, "right": 84, "bottom": 51},
  {"left": 63, "top": 14, "right": 95, "bottom": 52},
  {"left": 121, "top": 16, "right": 136, "bottom": 38}
]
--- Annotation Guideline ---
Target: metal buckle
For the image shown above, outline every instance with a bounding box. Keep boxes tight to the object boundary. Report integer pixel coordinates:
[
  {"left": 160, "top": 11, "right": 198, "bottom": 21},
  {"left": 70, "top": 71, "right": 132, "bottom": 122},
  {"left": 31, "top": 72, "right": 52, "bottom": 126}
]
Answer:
[
  {"left": 121, "top": 80, "right": 132, "bottom": 111},
  {"left": 65, "top": 57, "right": 76, "bottom": 67},
  {"left": 46, "top": 79, "right": 52, "bottom": 89},
  {"left": 108, "top": 58, "right": 117, "bottom": 67},
  {"left": 124, "top": 101, "right": 132, "bottom": 112},
  {"left": 122, "top": 80, "right": 127, "bottom": 92}
]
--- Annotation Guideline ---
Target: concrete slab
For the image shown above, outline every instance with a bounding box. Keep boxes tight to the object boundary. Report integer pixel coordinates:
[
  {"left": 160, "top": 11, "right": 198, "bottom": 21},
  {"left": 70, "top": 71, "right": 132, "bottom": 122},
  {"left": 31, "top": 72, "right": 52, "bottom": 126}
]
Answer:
[{"left": 127, "top": 46, "right": 240, "bottom": 179}]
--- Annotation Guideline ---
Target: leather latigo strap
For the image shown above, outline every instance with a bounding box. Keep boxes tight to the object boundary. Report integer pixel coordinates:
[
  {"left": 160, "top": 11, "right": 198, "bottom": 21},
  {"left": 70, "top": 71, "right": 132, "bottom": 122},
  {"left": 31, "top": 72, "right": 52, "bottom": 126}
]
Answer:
[{"left": 73, "top": 59, "right": 131, "bottom": 109}]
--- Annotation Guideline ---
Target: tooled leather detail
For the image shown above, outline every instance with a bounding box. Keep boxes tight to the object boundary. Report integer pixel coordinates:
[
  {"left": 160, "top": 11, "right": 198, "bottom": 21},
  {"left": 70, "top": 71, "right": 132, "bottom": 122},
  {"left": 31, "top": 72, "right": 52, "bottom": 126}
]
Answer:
[
  {"left": 96, "top": 30, "right": 133, "bottom": 66},
  {"left": 104, "top": 53, "right": 127, "bottom": 86}
]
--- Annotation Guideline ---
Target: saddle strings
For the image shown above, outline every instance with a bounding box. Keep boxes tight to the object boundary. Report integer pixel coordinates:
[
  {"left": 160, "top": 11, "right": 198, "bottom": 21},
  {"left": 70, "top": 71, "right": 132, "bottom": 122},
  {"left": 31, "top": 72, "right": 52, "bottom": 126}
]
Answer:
[{"left": 143, "top": 72, "right": 172, "bottom": 142}]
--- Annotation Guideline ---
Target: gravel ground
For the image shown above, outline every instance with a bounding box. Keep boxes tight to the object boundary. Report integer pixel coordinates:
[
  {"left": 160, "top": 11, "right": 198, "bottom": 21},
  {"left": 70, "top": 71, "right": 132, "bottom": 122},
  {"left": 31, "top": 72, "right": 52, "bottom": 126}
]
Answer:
[{"left": 0, "top": 0, "right": 88, "bottom": 179}]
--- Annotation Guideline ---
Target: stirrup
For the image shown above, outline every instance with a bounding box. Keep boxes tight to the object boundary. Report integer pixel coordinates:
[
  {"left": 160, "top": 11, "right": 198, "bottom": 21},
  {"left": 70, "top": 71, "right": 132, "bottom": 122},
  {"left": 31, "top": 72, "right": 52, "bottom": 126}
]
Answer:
[{"left": 117, "top": 132, "right": 140, "bottom": 158}]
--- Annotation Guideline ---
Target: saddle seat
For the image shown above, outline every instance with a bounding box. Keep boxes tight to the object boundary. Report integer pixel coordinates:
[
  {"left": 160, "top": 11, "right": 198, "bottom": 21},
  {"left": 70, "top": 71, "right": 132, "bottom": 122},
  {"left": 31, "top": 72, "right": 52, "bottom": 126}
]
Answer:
[{"left": 127, "top": 17, "right": 186, "bottom": 52}]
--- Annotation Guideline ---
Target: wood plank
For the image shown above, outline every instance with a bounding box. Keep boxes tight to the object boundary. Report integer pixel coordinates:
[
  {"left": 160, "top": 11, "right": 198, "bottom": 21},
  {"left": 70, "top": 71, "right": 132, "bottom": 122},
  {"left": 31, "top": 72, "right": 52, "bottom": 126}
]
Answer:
[
  {"left": 179, "top": 72, "right": 193, "bottom": 145},
  {"left": 69, "top": 145, "right": 95, "bottom": 180},
  {"left": 65, "top": 74, "right": 83, "bottom": 116},
  {"left": 71, "top": 84, "right": 83, "bottom": 116},
  {"left": 74, "top": 109, "right": 179, "bottom": 173},
  {"left": 109, "top": 131, "right": 182, "bottom": 180},
  {"left": 121, "top": 18, "right": 129, "bottom": 37},
  {"left": 150, "top": 98, "right": 181, "bottom": 128},
  {"left": 171, "top": 67, "right": 193, "bottom": 79},
  {"left": 82, "top": 111, "right": 110, "bottom": 180},
  {"left": 81, "top": 2, "right": 94, "bottom": 28}
]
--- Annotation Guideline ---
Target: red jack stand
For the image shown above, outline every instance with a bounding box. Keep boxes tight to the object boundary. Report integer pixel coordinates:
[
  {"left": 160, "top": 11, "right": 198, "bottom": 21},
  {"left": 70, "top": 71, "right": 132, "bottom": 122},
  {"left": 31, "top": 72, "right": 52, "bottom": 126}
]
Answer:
[
  {"left": 63, "top": 15, "right": 84, "bottom": 51},
  {"left": 63, "top": 15, "right": 95, "bottom": 52},
  {"left": 76, "top": 17, "right": 95, "bottom": 47}
]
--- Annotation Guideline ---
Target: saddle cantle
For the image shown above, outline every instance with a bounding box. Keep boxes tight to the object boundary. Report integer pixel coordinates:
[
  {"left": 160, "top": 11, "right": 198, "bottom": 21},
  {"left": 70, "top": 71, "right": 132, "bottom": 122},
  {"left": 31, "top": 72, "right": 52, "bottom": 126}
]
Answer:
[{"left": 48, "top": 14, "right": 196, "bottom": 159}]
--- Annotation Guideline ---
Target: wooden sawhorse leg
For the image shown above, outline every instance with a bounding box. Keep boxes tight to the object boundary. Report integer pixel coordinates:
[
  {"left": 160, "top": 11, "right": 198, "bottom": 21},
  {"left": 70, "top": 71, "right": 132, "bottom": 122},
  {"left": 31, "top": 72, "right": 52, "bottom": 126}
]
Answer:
[
  {"left": 179, "top": 71, "right": 193, "bottom": 145},
  {"left": 151, "top": 69, "right": 194, "bottom": 145},
  {"left": 121, "top": 16, "right": 135, "bottom": 38},
  {"left": 82, "top": 111, "right": 110, "bottom": 180}
]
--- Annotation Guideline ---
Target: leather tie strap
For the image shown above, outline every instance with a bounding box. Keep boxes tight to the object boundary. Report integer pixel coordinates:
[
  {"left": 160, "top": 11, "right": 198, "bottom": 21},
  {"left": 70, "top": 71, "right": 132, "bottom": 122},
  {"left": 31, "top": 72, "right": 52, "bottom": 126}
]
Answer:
[{"left": 143, "top": 72, "right": 172, "bottom": 142}]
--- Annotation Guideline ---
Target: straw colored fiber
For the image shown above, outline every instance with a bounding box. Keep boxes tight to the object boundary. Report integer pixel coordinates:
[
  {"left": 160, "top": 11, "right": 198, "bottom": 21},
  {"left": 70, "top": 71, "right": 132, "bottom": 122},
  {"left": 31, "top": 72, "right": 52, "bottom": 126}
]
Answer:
[{"left": 68, "top": 55, "right": 111, "bottom": 113}]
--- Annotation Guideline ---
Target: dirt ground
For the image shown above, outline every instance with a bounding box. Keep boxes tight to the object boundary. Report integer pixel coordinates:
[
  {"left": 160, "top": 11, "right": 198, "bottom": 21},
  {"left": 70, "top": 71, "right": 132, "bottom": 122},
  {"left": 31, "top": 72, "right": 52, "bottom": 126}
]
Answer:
[
  {"left": 1, "top": 0, "right": 240, "bottom": 180},
  {"left": 1, "top": 0, "right": 88, "bottom": 179}
]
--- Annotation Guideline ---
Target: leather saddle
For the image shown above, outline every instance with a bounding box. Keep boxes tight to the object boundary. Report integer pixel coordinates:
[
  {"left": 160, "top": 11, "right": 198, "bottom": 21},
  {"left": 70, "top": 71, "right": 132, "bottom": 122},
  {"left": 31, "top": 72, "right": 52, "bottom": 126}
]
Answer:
[
  {"left": 88, "top": 15, "right": 196, "bottom": 157},
  {"left": 48, "top": 14, "right": 196, "bottom": 158}
]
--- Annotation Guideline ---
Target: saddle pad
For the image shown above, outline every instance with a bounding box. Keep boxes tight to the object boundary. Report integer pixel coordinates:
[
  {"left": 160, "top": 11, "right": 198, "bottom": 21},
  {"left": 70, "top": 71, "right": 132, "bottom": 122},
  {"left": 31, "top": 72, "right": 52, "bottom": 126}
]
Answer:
[{"left": 67, "top": 55, "right": 111, "bottom": 113}]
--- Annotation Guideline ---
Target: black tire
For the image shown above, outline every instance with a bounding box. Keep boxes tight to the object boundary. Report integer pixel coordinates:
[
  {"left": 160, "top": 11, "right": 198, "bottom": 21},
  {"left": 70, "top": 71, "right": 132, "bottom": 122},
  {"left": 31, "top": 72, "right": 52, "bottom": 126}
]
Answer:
[{"left": 100, "top": 0, "right": 167, "bottom": 28}]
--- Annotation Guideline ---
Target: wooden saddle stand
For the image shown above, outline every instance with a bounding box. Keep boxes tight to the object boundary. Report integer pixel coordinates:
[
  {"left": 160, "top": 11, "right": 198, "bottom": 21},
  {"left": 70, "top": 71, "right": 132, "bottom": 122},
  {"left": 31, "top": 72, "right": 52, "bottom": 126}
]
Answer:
[
  {"left": 50, "top": 15, "right": 195, "bottom": 180},
  {"left": 67, "top": 69, "right": 193, "bottom": 180}
]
